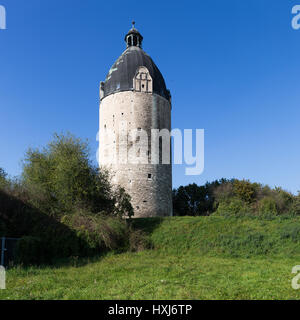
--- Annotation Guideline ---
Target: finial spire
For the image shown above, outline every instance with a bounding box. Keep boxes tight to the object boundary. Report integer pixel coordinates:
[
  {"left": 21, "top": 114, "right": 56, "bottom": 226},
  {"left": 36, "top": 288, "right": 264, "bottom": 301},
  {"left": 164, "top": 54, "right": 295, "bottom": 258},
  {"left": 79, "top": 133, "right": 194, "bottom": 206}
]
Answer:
[{"left": 125, "top": 21, "right": 143, "bottom": 48}]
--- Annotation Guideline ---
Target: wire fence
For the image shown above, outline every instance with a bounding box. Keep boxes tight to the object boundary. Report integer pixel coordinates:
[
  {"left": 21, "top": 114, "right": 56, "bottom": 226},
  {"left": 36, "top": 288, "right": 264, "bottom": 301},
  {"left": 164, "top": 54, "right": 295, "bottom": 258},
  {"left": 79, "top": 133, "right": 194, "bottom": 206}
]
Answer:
[{"left": 0, "top": 237, "right": 20, "bottom": 267}]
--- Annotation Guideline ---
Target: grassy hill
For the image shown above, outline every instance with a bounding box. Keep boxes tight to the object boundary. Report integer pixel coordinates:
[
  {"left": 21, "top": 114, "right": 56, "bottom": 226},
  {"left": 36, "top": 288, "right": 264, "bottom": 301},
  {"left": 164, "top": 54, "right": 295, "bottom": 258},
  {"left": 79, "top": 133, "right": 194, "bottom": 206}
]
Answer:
[
  {"left": 134, "top": 216, "right": 300, "bottom": 258},
  {"left": 1, "top": 216, "right": 300, "bottom": 300}
]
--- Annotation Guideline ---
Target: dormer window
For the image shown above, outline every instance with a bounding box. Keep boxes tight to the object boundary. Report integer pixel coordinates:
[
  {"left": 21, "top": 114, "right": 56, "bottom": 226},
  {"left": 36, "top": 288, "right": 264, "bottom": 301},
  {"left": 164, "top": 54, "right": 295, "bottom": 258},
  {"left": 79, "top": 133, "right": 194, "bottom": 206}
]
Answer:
[{"left": 133, "top": 66, "right": 153, "bottom": 93}]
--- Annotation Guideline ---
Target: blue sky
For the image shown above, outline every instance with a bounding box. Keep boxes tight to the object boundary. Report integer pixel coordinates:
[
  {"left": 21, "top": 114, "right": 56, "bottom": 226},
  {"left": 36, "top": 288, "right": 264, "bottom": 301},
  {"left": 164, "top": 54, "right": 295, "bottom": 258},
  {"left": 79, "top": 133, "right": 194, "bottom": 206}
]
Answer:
[{"left": 0, "top": 0, "right": 300, "bottom": 193}]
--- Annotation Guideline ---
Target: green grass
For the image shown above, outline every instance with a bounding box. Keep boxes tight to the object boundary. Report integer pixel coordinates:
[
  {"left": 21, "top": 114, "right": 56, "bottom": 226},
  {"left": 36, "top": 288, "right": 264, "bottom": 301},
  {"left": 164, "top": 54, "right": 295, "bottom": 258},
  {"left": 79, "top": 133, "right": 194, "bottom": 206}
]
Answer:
[{"left": 1, "top": 216, "right": 300, "bottom": 300}]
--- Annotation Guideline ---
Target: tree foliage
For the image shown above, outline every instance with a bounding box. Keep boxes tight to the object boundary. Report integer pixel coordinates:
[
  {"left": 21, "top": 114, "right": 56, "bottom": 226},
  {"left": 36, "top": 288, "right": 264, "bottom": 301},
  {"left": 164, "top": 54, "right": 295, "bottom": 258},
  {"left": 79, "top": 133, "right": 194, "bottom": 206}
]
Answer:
[
  {"left": 0, "top": 168, "right": 7, "bottom": 188},
  {"left": 21, "top": 133, "right": 133, "bottom": 218},
  {"left": 173, "top": 179, "right": 230, "bottom": 216},
  {"left": 173, "top": 178, "right": 300, "bottom": 217}
]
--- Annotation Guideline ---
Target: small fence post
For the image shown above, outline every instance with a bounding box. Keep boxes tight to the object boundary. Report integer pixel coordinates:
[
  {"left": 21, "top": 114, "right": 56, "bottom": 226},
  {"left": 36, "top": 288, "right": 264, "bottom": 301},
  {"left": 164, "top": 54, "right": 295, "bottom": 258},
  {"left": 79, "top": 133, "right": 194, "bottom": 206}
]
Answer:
[{"left": 1, "top": 237, "right": 5, "bottom": 266}]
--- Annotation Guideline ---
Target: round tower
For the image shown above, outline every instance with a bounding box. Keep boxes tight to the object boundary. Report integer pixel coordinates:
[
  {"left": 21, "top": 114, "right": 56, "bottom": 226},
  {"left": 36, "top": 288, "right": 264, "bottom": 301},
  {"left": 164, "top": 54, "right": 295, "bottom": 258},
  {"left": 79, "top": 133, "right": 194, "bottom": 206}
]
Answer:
[{"left": 99, "top": 22, "right": 172, "bottom": 218}]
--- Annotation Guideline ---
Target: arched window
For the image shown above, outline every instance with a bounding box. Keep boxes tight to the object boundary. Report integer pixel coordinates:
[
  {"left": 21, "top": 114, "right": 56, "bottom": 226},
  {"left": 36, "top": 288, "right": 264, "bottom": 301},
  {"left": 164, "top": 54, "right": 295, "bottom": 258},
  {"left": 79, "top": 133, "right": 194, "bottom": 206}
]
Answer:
[
  {"left": 133, "top": 66, "right": 153, "bottom": 93},
  {"left": 127, "top": 35, "right": 132, "bottom": 46},
  {"left": 133, "top": 35, "right": 137, "bottom": 46}
]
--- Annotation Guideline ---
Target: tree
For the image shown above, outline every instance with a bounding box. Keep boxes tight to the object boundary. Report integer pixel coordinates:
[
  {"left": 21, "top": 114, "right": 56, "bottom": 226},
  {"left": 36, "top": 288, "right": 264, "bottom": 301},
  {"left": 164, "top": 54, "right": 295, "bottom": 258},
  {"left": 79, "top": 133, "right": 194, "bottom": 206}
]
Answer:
[
  {"left": 233, "top": 179, "right": 259, "bottom": 203},
  {"left": 173, "top": 179, "right": 233, "bottom": 216},
  {"left": 113, "top": 187, "right": 134, "bottom": 219},
  {"left": 0, "top": 168, "right": 7, "bottom": 189},
  {"left": 173, "top": 186, "right": 193, "bottom": 216},
  {"left": 291, "top": 193, "right": 300, "bottom": 215},
  {"left": 173, "top": 183, "right": 214, "bottom": 216},
  {"left": 22, "top": 133, "right": 133, "bottom": 217}
]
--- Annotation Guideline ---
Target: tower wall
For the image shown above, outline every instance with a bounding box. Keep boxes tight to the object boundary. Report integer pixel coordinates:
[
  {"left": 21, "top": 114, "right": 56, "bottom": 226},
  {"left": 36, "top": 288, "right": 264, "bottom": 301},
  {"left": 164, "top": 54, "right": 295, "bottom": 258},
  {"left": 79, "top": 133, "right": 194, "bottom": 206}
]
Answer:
[{"left": 99, "top": 91, "right": 172, "bottom": 218}]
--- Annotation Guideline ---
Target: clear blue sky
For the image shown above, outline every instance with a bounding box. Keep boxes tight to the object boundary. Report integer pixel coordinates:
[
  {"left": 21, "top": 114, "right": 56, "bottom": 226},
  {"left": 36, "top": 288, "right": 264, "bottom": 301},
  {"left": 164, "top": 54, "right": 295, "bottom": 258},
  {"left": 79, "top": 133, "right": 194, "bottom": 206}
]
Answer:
[{"left": 1, "top": 0, "right": 300, "bottom": 193}]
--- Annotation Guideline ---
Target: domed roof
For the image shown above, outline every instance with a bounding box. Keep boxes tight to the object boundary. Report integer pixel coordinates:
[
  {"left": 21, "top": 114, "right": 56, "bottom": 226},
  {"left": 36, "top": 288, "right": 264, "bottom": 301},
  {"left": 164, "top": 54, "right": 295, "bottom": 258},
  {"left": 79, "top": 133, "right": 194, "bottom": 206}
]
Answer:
[{"left": 101, "top": 24, "right": 170, "bottom": 101}]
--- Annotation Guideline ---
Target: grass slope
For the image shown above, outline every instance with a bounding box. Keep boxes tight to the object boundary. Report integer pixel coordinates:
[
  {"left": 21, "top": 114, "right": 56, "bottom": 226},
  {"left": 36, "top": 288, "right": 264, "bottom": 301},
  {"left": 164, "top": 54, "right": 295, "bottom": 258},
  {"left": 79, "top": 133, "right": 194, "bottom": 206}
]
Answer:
[{"left": 1, "top": 216, "right": 300, "bottom": 300}]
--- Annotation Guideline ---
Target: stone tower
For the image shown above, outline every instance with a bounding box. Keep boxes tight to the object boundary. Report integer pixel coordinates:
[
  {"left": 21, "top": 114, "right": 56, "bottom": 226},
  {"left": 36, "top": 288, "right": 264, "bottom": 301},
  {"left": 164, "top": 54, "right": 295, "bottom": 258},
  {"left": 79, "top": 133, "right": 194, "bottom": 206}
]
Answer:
[{"left": 99, "top": 23, "right": 172, "bottom": 218}]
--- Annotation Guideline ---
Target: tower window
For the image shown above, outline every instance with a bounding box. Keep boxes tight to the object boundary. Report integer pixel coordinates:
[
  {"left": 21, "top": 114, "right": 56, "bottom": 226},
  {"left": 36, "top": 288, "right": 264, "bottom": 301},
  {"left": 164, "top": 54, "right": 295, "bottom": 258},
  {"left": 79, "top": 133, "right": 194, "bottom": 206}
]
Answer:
[
  {"left": 133, "top": 35, "right": 137, "bottom": 46},
  {"left": 128, "top": 36, "right": 132, "bottom": 46},
  {"left": 148, "top": 174, "right": 152, "bottom": 180}
]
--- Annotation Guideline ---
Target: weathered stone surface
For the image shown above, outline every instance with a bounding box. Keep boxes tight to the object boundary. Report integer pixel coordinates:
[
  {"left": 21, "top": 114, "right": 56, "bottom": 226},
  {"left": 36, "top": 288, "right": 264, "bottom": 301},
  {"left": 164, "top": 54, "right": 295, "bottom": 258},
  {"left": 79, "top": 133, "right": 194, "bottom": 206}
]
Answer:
[{"left": 99, "top": 90, "right": 172, "bottom": 218}]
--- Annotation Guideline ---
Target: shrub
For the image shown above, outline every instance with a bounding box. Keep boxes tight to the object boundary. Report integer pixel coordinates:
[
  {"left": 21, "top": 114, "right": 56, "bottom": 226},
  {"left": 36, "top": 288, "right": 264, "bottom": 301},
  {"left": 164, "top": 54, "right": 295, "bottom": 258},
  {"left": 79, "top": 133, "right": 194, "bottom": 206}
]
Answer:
[
  {"left": 0, "top": 188, "right": 132, "bottom": 264},
  {"left": 213, "top": 180, "right": 234, "bottom": 203},
  {"left": 0, "top": 133, "right": 136, "bottom": 265},
  {"left": 113, "top": 187, "right": 134, "bottom": 219},
  {"left": 10, "top": 210, "right": 131, "bottom": 265},
  {"left": 21, "top": 133, "right": 115, "bottom": 216},
  {"left": 273, "top": 187, "right": 294, "bottom": 214},
  {"left": 128, "top": 229, "right": 152, "bottom": 252},
  {"left": 214, "top": 198, "right": 253, "bottom": 216},
  {"left": 62, "top": 212, "right": 129, "bottom": 253},
  {"left": 290, "top": 195, "right": 300, "bottom": 215},
  {"left": 257, "top": 197, "right": 278, "bottom": 216},
  {"left": 173, "top": 179, "right": 299, "bottom": 217},
  {"left": 233, "top": 180, "right": 259, "bottom": 203},
  {"left": 19, "top": 133, "right": 133, "bottom": 218}
]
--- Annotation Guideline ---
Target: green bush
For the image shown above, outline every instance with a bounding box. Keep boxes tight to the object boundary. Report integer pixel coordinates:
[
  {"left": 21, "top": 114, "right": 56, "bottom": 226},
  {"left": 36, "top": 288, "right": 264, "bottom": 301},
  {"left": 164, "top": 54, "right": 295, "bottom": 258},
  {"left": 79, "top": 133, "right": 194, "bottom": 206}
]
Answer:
[
  {"left": 233, "top": 179, "right": 259, "bottom": 203},
  {"left": 290, "top": 196, "right": 300, "bottom": 215},
  {"left": 258, "top": 197, "right": 278, "bottom": 216},
  {"left": 0, "top": 187, "right": 133, "bottom": 265},
  {"left": 173, "top": 179, "right": 298, "bottom": 217},
  {"left": 0, "top": 132, "right": 136, "bottom": 265},
  {"left": 62, "top": 212, "right": 129, "bottom": 253},
  {"left": 21, "top": 133, "right": 133, "bottom": 218},
  {"left": 214, "top": 198, "right": 253, "bottom": 216},
  {"left": 12, "top": 213, "right": 131, "bottom": 265}
]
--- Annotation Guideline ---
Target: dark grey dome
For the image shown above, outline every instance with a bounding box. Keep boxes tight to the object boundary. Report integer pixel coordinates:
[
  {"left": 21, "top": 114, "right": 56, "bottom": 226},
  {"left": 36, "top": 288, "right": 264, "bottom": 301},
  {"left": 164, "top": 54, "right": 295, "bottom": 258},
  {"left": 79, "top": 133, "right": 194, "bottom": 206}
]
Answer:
[{"left": 102, "top": 46, "right": 170, "bottom": 101}]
